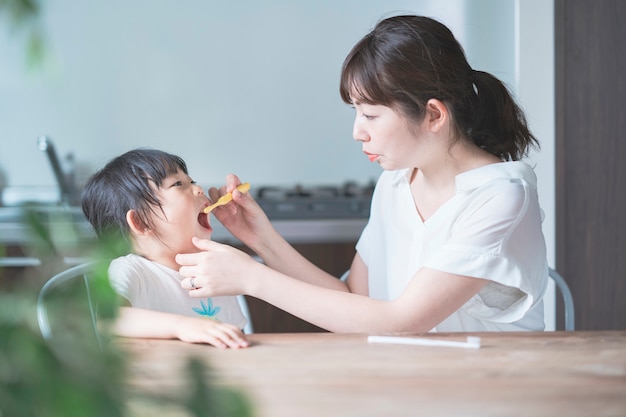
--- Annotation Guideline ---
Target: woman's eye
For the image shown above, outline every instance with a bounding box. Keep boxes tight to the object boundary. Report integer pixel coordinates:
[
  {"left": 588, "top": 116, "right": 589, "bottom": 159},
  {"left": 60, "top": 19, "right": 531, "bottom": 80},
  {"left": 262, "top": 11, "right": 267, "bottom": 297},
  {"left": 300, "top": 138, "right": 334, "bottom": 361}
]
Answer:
[{"left": 363, "top": 114, "right": 376, "bottom": 120}]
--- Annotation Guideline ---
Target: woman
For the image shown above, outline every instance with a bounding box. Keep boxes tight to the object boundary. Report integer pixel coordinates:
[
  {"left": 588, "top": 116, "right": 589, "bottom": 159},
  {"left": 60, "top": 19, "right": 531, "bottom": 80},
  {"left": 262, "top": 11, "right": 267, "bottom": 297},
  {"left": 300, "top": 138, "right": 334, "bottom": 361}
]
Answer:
[{"left": 176, "top": 15, "right": 548, "bottom": 333}]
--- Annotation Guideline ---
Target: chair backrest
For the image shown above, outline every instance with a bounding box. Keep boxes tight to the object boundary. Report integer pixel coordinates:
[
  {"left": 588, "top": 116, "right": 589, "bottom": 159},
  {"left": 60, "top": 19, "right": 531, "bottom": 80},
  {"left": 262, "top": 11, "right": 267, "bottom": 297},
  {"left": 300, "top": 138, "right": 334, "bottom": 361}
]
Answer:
[
  {"left": 37, "top": 262, "right": 102, "bottom": 344},
  {"left": 548, "top": 268, "right": 575, "bottom": 331},
  {"left": 237, "top": 295, "right": 254, "bottom": 334},
  {"left": 38, "top": 263, "right": 255, "bottom": 340},
  {"left": 339, "top": 268, "right": 576, "bottom": 331}
]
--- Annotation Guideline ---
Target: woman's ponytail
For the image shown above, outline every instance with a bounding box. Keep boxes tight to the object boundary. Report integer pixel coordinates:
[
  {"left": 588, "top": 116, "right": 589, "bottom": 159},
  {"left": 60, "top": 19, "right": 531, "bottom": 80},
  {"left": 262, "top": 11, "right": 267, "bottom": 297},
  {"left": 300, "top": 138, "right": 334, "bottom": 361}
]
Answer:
[{"left": 469, "top": 70, "right": 539, "bottom": 161}]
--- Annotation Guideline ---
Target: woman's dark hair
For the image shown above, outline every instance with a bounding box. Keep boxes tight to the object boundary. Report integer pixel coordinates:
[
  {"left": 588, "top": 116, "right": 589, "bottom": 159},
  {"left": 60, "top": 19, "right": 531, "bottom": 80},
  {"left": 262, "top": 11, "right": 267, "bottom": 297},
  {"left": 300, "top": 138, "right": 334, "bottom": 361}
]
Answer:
[
  {"left": 339, "top": 15, "right": 538, "bottom": 161},
  {"left": 81, "top": 148, "right": 188, "bottom": 243}
]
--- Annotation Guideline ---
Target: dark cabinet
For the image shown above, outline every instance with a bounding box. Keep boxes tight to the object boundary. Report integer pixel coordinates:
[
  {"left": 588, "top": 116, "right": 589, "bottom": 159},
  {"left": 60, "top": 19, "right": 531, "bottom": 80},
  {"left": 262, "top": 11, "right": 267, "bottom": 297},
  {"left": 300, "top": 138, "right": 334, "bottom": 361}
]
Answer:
[{"left": 239, "top": 242, "right": 356, "bottom": 333}]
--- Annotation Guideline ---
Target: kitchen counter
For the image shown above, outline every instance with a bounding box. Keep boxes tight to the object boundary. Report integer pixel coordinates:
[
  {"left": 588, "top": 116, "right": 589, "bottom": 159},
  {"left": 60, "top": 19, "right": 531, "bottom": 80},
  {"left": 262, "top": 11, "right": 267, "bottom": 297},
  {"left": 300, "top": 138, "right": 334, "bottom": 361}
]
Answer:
[
  {"left": 0, "top": 206, "right": 366, "bottom": 245},
  {"left": 212, "top": 218, "right": 366, "bottom": 244},
  {"left": 0, "top": 206, "right": 94, "bottom": 245}
]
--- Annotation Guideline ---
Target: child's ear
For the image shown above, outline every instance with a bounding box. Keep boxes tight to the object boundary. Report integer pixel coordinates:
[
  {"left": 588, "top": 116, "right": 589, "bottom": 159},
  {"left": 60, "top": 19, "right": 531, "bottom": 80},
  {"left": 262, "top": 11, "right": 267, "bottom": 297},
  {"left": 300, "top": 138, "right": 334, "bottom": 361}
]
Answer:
[{"left": 126, "top": 210, "right": 151, "bottom": 235}]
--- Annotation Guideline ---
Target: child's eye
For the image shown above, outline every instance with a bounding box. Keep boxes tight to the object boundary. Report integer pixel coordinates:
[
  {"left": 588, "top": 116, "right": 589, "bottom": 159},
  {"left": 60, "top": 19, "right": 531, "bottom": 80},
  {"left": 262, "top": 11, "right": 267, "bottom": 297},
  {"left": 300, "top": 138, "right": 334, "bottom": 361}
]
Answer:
[
  {"left": 172, "top": 181, "right": 183, "bottom": 187},
  {"left": 190, "top": 180, "right": 197, "bottom": 185}
]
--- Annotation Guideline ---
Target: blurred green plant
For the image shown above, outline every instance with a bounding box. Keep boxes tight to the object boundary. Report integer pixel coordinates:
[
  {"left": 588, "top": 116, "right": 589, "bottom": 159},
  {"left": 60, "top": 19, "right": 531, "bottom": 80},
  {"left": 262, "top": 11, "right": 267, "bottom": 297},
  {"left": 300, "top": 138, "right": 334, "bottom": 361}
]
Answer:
[
  {"left": 0, "top": 207, "right": 254, "bottom": 417},
  {"left": 0, "top": 0, "right": 46, "bottom": 70},
  {"left": 0, "top": 291, "right": 127, "bottom": 417}
]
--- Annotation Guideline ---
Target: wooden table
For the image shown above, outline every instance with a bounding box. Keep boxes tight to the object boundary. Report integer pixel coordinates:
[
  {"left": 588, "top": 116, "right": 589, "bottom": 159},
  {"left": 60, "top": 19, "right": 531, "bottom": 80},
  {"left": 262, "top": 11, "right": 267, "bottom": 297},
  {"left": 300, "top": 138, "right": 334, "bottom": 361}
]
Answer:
[{"left": 118, "top": 331, "right": 626, "bottom": 417}]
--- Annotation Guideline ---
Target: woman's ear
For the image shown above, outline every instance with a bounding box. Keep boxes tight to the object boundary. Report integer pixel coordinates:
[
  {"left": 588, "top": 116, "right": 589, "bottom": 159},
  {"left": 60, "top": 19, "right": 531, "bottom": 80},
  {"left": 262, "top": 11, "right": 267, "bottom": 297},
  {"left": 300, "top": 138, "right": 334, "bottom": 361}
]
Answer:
[
  {"left": 425, "top": 98, "right": 448, "bottom": 133},
  {"left": 126, "top": 210, "right": 151, "bottom": 235}
]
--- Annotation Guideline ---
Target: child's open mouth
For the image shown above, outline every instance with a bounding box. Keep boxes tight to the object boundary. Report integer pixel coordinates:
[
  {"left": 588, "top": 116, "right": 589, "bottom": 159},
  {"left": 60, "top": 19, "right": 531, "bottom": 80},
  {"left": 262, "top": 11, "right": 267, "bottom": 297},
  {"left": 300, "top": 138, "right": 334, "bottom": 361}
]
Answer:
[{"left": 198, "top": 211, "right": 211, "bottom": 230}]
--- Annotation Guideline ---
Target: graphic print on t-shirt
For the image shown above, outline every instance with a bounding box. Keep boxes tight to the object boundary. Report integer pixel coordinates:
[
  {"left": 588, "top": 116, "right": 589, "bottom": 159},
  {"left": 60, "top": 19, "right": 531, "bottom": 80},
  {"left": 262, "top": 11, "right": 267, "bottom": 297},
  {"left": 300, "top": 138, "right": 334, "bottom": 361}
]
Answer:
[{"left": 192, "top": 299, "right": 221, "bottom": 319}]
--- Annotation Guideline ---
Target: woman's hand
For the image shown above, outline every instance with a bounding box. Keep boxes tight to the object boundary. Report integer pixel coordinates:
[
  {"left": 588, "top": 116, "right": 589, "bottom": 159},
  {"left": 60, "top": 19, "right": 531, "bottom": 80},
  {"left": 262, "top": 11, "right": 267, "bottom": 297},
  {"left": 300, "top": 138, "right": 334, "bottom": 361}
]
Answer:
[
  {"left": 207, "top": 174, "right": 273, "bottom": 250},
  {"left": 176, "top": 237, "right": 263, "bottom": 297}
]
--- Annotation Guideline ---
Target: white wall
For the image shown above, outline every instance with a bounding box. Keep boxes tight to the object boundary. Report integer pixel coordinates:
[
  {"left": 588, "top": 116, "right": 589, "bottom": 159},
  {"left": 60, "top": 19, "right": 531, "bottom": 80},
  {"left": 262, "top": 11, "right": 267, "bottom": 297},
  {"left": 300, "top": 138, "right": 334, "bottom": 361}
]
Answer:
[
  {"left": 515, "top": 0, "right": 556, "bottom": 329},
  {"left": 2, "top": 0, "right": 518, "bottom": 190}
]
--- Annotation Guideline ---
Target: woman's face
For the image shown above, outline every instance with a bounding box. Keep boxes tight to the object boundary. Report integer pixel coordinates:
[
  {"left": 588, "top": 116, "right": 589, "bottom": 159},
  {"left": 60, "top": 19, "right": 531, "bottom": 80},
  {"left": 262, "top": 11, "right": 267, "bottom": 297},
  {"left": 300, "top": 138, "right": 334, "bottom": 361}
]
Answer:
[
  {"left": 149, "top": 169, "right": 213, "bottom": 254},
  {"left": 351, "top": 100, "right": 430, "bottom": 171}
]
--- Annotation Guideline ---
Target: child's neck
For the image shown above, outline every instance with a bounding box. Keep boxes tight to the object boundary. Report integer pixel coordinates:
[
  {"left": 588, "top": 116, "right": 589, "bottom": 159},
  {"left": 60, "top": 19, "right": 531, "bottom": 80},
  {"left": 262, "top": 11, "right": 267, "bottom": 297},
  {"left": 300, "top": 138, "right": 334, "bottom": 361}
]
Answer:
[
  {"left": 133, "top": 251, "right": 179, "bottom": 272},
  {"left": 131, "top": 238, "right": 180, "bottom": 272}
]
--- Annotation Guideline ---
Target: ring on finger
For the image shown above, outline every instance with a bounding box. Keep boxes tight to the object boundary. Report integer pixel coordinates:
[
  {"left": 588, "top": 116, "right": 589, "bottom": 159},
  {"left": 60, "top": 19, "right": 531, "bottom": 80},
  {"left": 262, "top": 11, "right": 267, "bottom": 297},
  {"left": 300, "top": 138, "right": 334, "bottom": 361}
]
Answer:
[{"left": 190, "top": 278, "right": 196, "bottom": 289}]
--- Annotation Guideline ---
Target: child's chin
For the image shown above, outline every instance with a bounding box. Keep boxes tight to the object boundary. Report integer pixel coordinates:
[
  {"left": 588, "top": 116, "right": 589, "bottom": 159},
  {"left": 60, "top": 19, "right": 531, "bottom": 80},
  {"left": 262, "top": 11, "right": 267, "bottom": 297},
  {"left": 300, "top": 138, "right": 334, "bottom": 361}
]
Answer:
[{"left": 196, "top": 228, "right": 213, "bottom": 240}]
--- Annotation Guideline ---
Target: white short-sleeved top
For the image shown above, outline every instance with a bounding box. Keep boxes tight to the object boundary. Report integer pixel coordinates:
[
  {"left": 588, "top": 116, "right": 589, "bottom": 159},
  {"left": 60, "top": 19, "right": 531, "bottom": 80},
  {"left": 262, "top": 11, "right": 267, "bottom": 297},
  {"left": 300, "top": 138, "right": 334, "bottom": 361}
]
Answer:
[
  {"left": 108, "top": 254, "right": 247, "bottom": 329},
  {"left": 356, "top": 162, "right": 548, "bottom": 332}
]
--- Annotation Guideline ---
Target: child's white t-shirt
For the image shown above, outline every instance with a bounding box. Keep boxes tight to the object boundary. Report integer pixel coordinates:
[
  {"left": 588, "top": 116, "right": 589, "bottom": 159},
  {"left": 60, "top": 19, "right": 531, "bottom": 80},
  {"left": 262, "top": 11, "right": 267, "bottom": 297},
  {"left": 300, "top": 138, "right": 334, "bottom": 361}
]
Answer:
[{"left": 108, "top": 253, "right": 247, "bottom": 329}]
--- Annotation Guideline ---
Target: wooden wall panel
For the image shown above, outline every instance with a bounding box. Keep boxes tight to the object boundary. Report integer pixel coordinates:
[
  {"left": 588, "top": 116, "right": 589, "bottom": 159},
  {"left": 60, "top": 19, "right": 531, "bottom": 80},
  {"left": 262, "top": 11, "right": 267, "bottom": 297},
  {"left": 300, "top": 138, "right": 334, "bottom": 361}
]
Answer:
[{"left": 555, "top": 0, "right": 626, "bottom": 329}]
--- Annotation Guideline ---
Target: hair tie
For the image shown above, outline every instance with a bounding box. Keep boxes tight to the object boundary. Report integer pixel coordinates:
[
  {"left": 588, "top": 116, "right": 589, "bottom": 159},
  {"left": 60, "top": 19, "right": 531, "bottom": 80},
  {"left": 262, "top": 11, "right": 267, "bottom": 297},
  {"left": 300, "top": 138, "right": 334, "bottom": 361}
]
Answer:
[{"left": 471, "top": 69, "right": 479, "bottom": 95}]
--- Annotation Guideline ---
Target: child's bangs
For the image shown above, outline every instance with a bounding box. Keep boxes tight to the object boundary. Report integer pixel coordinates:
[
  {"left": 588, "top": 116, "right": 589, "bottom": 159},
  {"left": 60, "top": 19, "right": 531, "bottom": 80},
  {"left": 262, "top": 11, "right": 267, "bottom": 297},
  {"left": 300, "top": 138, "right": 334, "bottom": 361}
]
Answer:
[
  {"left": 161, "top": 154, "right": 188, "bottom": 176},
  {"left": 143, "top": 153, "right": 188, "bottom": 186}
]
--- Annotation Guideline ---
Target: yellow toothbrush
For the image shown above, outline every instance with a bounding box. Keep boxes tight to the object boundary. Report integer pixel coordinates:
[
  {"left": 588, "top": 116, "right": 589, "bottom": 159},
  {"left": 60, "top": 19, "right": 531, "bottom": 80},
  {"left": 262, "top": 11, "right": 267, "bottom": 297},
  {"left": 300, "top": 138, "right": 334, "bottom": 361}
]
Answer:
[{"left": 203, "top": 182, "right": 251, "bottom": 213}]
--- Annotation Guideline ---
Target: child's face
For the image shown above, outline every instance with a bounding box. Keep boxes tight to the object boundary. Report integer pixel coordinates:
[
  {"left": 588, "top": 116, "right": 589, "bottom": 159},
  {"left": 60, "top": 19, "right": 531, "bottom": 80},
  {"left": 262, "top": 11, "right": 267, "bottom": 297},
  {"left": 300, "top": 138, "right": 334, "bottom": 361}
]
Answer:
[{"left": 149, "top": 169, "right": 213, "bottom": 254}]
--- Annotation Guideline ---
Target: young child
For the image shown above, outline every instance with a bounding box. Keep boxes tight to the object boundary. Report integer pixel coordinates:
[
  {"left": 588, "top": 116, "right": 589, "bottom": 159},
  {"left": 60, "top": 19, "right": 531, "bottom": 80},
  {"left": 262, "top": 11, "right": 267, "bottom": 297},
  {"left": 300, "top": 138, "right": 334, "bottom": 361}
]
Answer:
[{"left": 81, "top": 148, "right": 248, "bottom": 348}]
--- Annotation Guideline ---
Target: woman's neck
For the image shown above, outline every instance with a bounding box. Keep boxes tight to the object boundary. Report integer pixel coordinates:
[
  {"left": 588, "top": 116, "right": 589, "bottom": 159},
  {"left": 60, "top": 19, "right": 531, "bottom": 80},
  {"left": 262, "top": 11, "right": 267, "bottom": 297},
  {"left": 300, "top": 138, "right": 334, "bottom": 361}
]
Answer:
[
  {"left": 410, "top": 140, "right": 501, "bottom": 221},
  {"left": 417, "top": 138, "right": 501, "bottom": 184}
]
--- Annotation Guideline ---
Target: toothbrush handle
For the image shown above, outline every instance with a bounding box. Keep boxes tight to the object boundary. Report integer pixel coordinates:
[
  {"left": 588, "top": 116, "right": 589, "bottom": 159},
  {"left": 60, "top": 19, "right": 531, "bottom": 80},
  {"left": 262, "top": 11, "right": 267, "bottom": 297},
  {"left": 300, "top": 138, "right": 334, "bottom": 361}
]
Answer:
[{"left": 203, "top": 182, "right": 250, "bottom": 213}]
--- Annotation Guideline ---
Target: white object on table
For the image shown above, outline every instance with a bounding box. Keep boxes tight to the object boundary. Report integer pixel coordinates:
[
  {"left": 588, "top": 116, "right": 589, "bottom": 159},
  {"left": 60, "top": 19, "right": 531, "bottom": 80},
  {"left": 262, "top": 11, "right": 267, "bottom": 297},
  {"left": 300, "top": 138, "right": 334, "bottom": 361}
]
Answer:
[{"left": 368, "top": 335, "right": 481, "bottom": 349}]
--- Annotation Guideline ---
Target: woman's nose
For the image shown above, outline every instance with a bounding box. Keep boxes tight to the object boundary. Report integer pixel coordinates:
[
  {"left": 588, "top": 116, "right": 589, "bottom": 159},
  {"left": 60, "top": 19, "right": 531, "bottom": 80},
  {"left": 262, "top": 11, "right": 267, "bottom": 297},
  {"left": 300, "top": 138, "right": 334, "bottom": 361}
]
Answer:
[{"left": 353, "top": 119, "right": 369, "bottom": 142}]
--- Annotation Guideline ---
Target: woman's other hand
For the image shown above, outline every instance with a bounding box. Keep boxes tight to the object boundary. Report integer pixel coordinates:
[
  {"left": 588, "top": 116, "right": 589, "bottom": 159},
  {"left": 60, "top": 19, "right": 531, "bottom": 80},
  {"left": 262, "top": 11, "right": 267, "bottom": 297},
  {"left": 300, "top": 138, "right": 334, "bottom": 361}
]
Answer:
[{"left": 207, "top": 174, "right": 273, "bottom": 250}]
